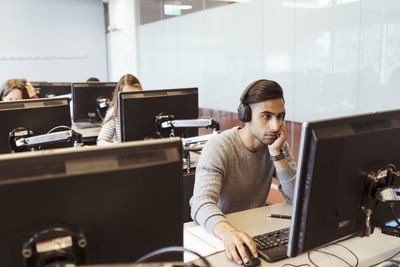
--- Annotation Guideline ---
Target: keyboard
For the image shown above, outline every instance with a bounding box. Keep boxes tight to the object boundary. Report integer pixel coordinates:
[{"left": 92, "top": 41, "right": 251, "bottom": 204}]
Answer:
[
  {"left": 73, "top": 122, "right": 102, "bottom": 129},
  {"left": 253, "top": 227, "right": 289, "bottom": 262}
]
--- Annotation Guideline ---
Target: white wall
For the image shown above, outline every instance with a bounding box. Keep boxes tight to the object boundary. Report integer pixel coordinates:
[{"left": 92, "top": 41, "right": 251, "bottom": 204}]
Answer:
[
  {"left": 138, "top": 0, "right": 400, "bottom": 122},
  {"left": 107, "top": 0, "right": 140, "bottom": 81},
  {"left": 0, "top": 0, "right": 107, "bottom": 83}
]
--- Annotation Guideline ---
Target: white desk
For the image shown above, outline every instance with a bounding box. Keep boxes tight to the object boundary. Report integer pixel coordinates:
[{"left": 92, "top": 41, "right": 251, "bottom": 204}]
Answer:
[
  {"left": 71, "top": 125, "right": 101, "bottom": 138},
  {"left": 184, "top": 203, "right": 400, "bottom": 267}
]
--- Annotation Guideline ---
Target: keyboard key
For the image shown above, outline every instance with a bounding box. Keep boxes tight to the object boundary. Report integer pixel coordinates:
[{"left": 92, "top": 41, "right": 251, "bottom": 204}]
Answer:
[{"left": 252, "top": 227, "right": 290, "bottom": 262}]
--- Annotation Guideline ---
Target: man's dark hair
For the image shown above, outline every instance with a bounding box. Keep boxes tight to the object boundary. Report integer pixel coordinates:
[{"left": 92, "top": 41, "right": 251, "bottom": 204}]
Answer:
[
  {"left": 86, "top": 77, "right": 100, "bottom": 82},
  {"left": 243, "top": 79, "right": 284, "bottom": 105}
]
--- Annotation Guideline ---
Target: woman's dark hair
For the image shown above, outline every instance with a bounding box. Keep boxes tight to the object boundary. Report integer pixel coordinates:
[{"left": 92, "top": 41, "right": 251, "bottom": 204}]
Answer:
[
  {"left": 243, "top": 79, "right": 284, "bottom": 105},
  {"left": 0, "top": 79, "right": 30, "bottom": 100},
  {"left": 103, "top": 74, "right": 142, "bottom": 123}
]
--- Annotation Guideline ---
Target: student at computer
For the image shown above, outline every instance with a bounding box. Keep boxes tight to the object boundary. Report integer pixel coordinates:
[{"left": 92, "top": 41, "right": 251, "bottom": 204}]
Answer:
[
  {"left": 190, "top": 79, "right": 296, "bottom": 265},
  {"left": 0, "top": 79, "right": 38, "bottom": 101},
  {"left": 97, "top": 74, "right": 142, "bottom": 146}
]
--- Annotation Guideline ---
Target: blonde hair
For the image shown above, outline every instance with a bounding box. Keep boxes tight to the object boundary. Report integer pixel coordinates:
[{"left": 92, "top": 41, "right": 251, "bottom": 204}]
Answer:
[
  {"left": 0, "top": 79, "right": 29, "bottom": 100},
  {"left": 103, "top": 74, "right": 142, "bottom": 123}
]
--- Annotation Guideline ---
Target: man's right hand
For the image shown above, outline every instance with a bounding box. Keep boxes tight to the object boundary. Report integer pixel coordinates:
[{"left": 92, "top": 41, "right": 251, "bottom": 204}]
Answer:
[{"left": 214, "top": 221, "right": 258, "bottom": 265}]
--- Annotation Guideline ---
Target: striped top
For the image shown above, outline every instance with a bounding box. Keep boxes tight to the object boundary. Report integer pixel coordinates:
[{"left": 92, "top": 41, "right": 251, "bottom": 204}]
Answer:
[
  {"left": 97, "top": 105, "right": 121, "bottom": 146},
  {"left": 190, "top": 126, "right": 296, "bottom": 233}
]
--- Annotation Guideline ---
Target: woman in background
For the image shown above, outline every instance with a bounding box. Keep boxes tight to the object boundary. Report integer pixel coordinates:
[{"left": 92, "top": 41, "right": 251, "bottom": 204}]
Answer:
[
  {"left": 0, "top": 79, "right": 38, "bottom": 101},
  {"left": 97, "top": 73, "right": 142, "bottom": 146}
]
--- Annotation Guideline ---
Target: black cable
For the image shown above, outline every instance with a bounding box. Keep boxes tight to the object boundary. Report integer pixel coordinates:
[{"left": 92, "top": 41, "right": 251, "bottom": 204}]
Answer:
[
  {"left": 333, "top": 244, "right": 359, "bottom": 267},
  {"left": 307, "top": 251, "right": 319, "bottom": 267},
  {"left": 96, "top": 107, "right": 105, "bottom": 121},
  {"left": 135, "top": 246, "right": 210, "bottom": 267},
  {"left": 96, "top": 96, "right": 109, "bottom": 121},
  {"left": 313, "top": 250, "right": 353, "bottom": 266},
  {"left": 307, "top": 243, "right": 359, "bottom": 267}
]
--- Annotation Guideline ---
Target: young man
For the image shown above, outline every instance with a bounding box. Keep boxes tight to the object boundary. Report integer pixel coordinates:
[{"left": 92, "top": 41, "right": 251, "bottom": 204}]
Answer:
[{"left": 190, "top": 79, "right": 296, "bottom": 265}]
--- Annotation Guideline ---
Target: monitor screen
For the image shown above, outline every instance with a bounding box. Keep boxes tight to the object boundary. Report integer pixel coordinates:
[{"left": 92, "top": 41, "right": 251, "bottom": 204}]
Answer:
[
  {"left": 30, "top": 82, "right": 72, "bottom": 98},
  {"left": 0, "top": 138, "right": 183, "bottom": 266},
  {"left": 119, "top": 88, "right": 199, "bottom": 142},
  {"left": 288, "top": 109, "right": 400, "bottom": 257},
  {"left": 0, "top": 98, "right": 71, "bottom": 154},
  {"left": 72, "top": 82, "right": 116, "bottom": 123}
]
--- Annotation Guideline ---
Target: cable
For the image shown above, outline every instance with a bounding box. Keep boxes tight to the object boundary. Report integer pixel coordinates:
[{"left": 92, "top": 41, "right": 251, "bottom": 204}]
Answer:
[
  {"left": 307, "top": 243, "right": 359, "bottom": 267},
  {"left": 333, "top": 244, "right": 359, "bottom": 267},
  {"left": 96, "top": 96, "right": 109, "bottom": 121},
  {"left": 96, "top": 107, "right": 105, "bottom": 121},
  {"left": 307, "top": 251, "right": 319, "bottom": 267},
  {"left": 369, "top": 248, "right": 400, "bottom": 266},
  {"left": 39, "top": 125, "right": 76, "bottom": 150},
  {"left": 310, "top": 250, "right": 352, "bottom": 267},
  {"left": 46, "top": 125, "right": 72, "bottom": 134},
  {"left": 135, "top": 246, "right": 210, "bottom": 267}
]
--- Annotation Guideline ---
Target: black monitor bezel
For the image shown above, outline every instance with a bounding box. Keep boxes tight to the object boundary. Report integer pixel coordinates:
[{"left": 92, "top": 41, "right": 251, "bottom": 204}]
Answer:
[
  {"left": 288, "top": 109, "right": 400, "bottom": 257},
  {"left": 71, "top": 82, "right": 117, "bottom": 123},
  {"left": 0, "top": 97, "right": 71, "bottom": 154},
  {"left": 30, "top": 82, "right": 72, "bottom": 98},
  {"left": 0, "top": 138, "right": 183, "bottom": 265},
  {"left": 118, "top": 88, "right": 199, "bottom": 142}
]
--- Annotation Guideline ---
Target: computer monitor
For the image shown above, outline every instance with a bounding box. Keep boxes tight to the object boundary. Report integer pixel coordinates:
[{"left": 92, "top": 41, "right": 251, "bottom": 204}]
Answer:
[
  {"left": 72, "top": 82, "right": 116, "bottom": 123},
  {"left": 119, "top": 88, "right": 199, "bottom": 142},
  {"left": 0, "top": 98, "right": 71, "bottom": 154},
  {"left": 30, "top": 82, "right": 72, "bottom": 98},
  {"left": 288, "top": 109, "right": 400, "bottom": 257},
  {"left": 0, "top": 138, "right": 183, "bottom": 266}
]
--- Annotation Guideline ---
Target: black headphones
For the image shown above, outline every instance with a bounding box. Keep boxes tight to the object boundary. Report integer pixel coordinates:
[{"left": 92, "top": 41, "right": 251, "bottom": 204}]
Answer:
[{"left": 237, "top": 79, "right": 268, "bottom": 122}]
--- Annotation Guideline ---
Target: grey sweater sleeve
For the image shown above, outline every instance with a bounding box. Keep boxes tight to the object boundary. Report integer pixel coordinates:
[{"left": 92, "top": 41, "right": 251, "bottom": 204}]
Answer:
[
  {"left": 189, "top": 137, "right": 228, "bottom": 233},
  {"left": 275, "top": 141, "right": 297, "bottom": 203}
]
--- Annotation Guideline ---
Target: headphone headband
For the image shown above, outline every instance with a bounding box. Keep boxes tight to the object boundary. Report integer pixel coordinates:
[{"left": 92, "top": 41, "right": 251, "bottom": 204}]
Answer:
[
  {"left": 238, "top": 79, "right": 268, "bottom": 122},
  {"left": 239, "top": 79, "right": 268, "bottom": 103}
]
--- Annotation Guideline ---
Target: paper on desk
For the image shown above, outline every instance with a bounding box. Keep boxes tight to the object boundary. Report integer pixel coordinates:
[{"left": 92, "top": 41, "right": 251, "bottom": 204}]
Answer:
[{"left": 183, "top": 225, "right": 225, "bottom": 262}]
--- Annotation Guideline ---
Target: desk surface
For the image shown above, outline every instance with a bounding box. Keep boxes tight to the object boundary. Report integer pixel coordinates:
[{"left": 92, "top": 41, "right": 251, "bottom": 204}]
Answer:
[
  {"left": 71, "top": 125, "right": 101, "bottom": 138},
  {"left": 185, "top": 203, "right": 400, "bottom": 267}
]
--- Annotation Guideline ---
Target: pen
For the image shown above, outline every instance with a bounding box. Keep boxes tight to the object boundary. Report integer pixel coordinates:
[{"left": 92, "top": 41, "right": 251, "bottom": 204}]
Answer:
[{"left": 267, "top": 213, "right": 291, "bottom": 219}]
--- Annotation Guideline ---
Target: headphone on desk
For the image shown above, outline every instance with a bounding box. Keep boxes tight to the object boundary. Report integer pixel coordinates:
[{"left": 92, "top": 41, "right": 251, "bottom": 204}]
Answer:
[{"left": 237, "top": 79, "right": 268, "bottom": 122}]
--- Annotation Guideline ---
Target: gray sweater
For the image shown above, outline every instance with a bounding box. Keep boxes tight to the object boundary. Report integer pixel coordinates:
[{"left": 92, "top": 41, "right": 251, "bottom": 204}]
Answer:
[{"left": 190, "top": 126, "right": 296, "bottom": 233}]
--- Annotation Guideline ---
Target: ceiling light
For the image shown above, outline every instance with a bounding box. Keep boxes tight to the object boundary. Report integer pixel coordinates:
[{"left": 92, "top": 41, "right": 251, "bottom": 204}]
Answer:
[
  {"left": 281, "top": 1, "right": 317, "bottom": 8},
  {"left": 164, "top": 4, "right": 192, "bottom": 15},
  {"left": 179, "top": 5, "right": 193, "bottom": 10}
]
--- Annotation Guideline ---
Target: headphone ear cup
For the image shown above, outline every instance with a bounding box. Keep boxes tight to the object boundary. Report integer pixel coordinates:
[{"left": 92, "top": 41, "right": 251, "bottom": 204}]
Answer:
[{"left": 238, "top": 103, "right": 251, "bottom": 122}]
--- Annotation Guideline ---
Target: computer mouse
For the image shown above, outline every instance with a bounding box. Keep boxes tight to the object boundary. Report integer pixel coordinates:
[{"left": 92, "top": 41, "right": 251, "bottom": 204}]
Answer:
[{"left": 237, "top": 244, "right": 261, "bottom": 267}]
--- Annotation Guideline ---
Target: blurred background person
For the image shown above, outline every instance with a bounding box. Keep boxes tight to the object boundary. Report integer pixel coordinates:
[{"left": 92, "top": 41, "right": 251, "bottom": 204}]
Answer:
[
  {"left": 0, "top": 79, "right": 38, "bottom": 101},
  {"left": 97, "top": 73, "right": 142, "bottom": 145}
]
